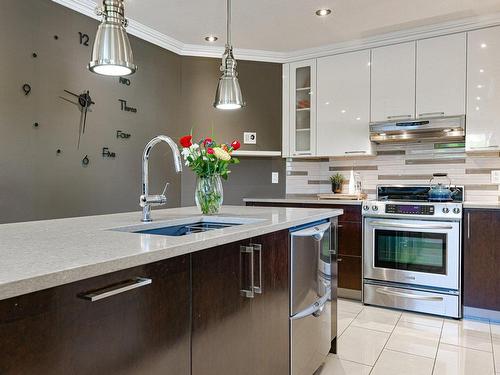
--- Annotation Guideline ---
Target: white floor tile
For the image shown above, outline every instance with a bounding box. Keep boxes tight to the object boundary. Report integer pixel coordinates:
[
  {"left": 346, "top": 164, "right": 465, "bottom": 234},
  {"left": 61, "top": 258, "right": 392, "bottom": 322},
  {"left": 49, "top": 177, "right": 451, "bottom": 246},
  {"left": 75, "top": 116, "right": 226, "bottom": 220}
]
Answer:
[
  {"left": 400, "top": 311, "right": 444, "bottom": 328},
  {"left": 337, "top": 310, "right": 357, "bottom": 337},
  {"left": 370, "top": 349, "right": 434, "bottom": 375},
  {"left": 492, "top": 338, "right": 500, "bottom": 372},
  {"left": 337, "top": 298, "right": 364, "bottom": 315},
  {"left": 433, "top": 343, "right": 495, "bottom": 375},
  {"left": 491, "top": 322, "right": 500, "bottom": 339},
  {"left": 350, "top": 306, "right": 401, "bottom": 333},
  {"left": 385, "top": 320, "right": 441, "bottom": 358},
  {"left": 318, "top": 354, "right": 372, "bottom": 375},
  {"left": 441, "top": 319, "right": 492, "bottom": 352},
  {"left": 337, "top": 326, "right": 389, "bottom": 366}
]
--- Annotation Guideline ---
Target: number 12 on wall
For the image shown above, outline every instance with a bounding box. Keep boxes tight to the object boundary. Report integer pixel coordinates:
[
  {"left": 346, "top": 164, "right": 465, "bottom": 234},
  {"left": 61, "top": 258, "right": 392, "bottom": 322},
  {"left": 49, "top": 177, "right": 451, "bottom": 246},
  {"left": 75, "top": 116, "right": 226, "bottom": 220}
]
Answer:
[{"left": 78, "top": 32, "right": 89, "bottom": 46}]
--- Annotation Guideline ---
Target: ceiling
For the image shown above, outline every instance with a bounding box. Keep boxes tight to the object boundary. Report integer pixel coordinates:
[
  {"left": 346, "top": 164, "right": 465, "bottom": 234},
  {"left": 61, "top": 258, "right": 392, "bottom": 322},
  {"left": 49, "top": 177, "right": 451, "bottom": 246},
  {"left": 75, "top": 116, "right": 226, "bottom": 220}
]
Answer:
[
  {"left": 55, "top": 0, "right": 500, "bottom": 61},
  {"left": 125, "top": 0, "right": 500, "bottom": 52}
]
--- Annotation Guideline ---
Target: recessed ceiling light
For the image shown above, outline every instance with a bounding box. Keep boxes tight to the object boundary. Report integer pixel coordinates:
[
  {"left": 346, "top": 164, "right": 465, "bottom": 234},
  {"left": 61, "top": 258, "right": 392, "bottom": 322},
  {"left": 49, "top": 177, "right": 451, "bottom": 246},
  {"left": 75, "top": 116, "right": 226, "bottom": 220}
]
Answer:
[
  {"left": 481, "top": 43, "right": 487, "bottom": 48},
  {"left": 315, "top": 8, "right": 332, "bottom": 17},
  {"left": 205, "top": 35, "right": 218, "bottom": 42}
]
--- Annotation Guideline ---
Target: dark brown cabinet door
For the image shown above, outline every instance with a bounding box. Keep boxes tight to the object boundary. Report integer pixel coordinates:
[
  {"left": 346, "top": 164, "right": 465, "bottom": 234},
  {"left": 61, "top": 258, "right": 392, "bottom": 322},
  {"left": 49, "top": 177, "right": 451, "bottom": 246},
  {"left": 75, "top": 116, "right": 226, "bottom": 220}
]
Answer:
[
  {"left": 191, "top": 231, "right": 290, "bottom": 375},
  {"left": 338, "top": 221, "right": 362, "bottom": 257},
  {"left": 463, "top": 209, "right": 500, "bottom": 310},
  {"left": 0, "top": 256, "right": 191, "bottom": 375},
  {"left": 337, "top": 255, "right": 362, "bottom": 290}
]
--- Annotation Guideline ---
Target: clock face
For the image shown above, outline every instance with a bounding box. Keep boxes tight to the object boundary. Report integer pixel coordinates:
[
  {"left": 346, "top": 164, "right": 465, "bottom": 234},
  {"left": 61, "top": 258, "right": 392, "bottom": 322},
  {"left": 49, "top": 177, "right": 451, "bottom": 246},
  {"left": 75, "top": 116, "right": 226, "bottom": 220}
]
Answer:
[{"left": 60, "top": 89, "right": 95, "bottom": 149}]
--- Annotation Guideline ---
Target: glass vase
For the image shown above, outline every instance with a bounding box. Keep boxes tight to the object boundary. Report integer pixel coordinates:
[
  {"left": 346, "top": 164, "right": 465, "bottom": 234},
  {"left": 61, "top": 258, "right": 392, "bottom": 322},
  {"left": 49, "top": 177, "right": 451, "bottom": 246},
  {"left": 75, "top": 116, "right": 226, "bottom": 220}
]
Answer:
[{"left": 195, "top": 175, "right": 223, "bottom": 215}]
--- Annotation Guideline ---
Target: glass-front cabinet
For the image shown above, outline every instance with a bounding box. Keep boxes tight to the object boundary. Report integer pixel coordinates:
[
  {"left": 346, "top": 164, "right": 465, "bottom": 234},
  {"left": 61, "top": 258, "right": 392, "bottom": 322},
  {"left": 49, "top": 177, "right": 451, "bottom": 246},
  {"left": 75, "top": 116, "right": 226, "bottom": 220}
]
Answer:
[{"left": 288, "top": 60, "right": 316, "bottom": 157}]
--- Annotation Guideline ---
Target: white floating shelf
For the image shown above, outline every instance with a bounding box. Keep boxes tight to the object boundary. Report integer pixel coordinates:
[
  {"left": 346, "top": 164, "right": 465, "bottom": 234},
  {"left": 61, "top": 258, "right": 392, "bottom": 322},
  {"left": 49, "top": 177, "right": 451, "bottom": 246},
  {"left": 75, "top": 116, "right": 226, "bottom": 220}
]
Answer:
[{"left": 232, "top": 150, "right": 282, "bottom": 157}]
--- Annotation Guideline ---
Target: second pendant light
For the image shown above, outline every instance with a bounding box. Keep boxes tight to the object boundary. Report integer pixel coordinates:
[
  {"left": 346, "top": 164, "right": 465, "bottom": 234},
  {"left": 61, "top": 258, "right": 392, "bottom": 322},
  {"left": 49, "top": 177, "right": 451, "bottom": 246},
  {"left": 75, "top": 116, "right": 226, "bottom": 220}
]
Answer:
[{"left": 214, "top": 0, "right": 245, "bottom": 110}]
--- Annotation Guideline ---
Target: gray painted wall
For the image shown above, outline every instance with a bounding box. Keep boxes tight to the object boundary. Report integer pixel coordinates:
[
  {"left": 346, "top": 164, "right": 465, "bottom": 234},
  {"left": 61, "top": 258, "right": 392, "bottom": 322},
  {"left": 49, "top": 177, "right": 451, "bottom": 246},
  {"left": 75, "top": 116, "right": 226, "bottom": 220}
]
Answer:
[{"left": 0, "top": 0, "right": 284, "bottom": 224}]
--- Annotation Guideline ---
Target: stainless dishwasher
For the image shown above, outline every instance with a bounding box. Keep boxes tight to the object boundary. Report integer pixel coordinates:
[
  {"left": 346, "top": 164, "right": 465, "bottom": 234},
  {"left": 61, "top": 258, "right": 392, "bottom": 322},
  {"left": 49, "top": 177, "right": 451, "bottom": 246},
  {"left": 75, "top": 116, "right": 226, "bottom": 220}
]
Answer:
[{"left": 290, "top": 220, "right": 336, "bottom": 375}]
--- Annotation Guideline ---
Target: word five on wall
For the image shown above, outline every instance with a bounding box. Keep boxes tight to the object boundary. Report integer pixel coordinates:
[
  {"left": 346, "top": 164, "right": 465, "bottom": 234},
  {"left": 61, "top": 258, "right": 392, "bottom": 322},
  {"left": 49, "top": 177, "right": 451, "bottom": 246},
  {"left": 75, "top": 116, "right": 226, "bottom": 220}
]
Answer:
[
  {"left": 118, "top": 99, "right": 137, "bottom": 113},
  {"left": 78, "top": 32, "right": 89, "bottom": 46}
]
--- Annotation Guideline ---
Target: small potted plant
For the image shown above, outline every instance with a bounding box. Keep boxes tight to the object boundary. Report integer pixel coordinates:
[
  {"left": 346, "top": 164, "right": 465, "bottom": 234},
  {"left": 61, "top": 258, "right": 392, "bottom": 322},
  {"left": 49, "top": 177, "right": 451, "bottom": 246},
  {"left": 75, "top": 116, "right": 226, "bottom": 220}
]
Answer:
[{"left": 330, "top": 173, "right": 344, "bottom": 194}]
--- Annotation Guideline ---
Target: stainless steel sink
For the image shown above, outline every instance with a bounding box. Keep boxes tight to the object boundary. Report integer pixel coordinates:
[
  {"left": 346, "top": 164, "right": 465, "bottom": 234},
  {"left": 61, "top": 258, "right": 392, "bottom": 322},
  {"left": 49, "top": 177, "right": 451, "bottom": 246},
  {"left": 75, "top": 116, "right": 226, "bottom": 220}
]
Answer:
[{"left": 110, "top": 217, "right": 264, "bottom": 237}]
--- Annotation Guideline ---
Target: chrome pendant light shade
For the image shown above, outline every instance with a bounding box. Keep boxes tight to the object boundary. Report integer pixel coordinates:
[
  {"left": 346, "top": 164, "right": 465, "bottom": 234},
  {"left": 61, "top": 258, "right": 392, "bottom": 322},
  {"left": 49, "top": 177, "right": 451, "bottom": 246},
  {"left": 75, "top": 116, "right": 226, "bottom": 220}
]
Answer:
[
  {"left": 88, "top": 0, "right": 137, "bottom": 77},
  {"left": 214, "top": 0, "right": 245, "bottom": 109}
]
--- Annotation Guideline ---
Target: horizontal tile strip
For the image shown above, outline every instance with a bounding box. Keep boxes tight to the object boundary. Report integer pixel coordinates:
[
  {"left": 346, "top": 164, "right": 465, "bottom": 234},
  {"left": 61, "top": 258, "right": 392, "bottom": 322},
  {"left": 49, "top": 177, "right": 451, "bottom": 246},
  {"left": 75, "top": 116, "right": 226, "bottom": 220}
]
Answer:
[
  {"left": 464, "top": 184, "right": 499, "bottom": 191},
  {"left": 308, "top": 180, "right": 330, "bottom": 185},
  {"left": 287, "top": 171, "right": 308, "bottom": 176},
  {"left": 376, "top": 150, "right": 406, "bottom": 156},
  {"left": 329, "top": 166, "right": 378, "bottom": 171},
  {"left": 405, "top": 158, "right": 466, "bottom": 165},
  {"left": 465, "top": 168, "right": 494, "bottom": 174},
  {"left": 378, "top": 174, "right": 432, "bottom": 180}
]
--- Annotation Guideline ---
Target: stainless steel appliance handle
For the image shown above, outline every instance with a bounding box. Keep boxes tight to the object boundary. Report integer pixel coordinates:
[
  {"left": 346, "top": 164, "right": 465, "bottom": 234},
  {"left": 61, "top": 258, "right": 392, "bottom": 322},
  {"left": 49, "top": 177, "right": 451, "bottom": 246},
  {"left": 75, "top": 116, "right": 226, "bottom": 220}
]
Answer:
[
  {"left": 290, "top": 289, "right": 331, "bottom": 320},
  {"left": 252, "top": 244, "right": 263, "bottom": 294},
  {"left": 79, "top": 277, "right": 152, "bottom": 302},
  {"left": 291, "top": 222, "right": 331, "bottom": 240},
  {"left": 376, "top": 287, "right": 443, "bottom": 301},
  {"left": 240, "top": 245, "right": 255, "bottom": 298},
  {"left": 387, "top": 114, "right": 412, "bottom": 120},
  {"left": 369, "top": 221, "right": 453, "bottom": 230}
]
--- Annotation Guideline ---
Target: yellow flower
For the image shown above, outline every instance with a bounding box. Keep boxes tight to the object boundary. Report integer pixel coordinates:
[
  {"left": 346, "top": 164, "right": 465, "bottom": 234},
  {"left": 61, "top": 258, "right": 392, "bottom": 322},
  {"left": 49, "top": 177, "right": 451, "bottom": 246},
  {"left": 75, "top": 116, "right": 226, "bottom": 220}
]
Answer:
[{"left": 213, "top": 147, "right": 231, "bottom": 161}]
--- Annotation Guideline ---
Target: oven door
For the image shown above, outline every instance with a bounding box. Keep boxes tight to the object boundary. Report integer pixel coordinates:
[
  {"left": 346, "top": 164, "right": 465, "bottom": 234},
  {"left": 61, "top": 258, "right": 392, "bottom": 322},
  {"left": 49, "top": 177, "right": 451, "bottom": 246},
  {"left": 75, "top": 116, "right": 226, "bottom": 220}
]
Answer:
[{"left": 363, "top": 217, "right": 460, "bottom": 290}]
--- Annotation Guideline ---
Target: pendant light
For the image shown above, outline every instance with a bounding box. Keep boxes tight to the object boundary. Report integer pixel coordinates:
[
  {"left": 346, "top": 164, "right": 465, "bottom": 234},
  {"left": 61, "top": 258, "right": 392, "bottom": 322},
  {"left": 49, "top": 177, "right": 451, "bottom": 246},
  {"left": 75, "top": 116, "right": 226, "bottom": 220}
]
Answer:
[
  {"left": 88, "top": 0, "right": 137, "bottom": 77},
  {"left": 213, "top": 0, "right": 245, "bottom": 110}
]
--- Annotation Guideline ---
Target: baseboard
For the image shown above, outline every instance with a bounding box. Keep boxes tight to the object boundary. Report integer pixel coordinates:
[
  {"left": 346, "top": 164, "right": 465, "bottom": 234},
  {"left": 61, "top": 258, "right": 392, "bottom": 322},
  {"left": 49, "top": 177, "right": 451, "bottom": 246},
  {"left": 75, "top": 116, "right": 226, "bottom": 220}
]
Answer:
[
  {"left": 464, "top": 306, "right": 500, "bottom": 323},
  {"left": 338, "top": 288, "right": 362, "bottom": 300}
]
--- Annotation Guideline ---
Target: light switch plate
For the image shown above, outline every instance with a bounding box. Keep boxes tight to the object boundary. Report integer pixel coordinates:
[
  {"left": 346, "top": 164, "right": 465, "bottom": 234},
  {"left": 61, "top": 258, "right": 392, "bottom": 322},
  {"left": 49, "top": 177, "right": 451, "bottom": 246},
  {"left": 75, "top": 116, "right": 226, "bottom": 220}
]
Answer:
[
  {"left": 272, "top": 172, "right": 279, "bottom": 184},
  {"left": 491, "top": 170, "right": 500, "bottom": 184},
  {"left": 244, "top": 132, "right": 257, "bottom": 144}
]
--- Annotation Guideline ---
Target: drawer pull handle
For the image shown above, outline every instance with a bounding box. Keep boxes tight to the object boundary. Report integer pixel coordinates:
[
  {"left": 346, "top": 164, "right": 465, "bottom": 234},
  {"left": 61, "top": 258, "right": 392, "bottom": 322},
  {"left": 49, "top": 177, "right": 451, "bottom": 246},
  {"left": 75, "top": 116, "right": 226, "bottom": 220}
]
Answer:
[
  {"left": 252, "top": 244, "right": 263, "bottom": 294},
  {"left": 418, "top": 112, "right": 445, "bottom": 118},
  {"left": 376, "top": 287, "right": 443, "bottom": 301},
  {"left": 387, "top": 114, "right": 412, "bottom": 120},
  {"left": 79, "top": 277, "right": 152, "bottom": 302}
]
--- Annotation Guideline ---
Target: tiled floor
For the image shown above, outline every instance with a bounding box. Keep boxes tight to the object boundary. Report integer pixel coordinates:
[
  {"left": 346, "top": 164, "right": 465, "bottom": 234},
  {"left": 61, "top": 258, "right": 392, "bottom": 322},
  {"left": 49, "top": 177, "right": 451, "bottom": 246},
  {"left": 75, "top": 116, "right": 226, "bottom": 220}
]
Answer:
[{"left": 318, "top": 298, "right": 500, "bottom": 375}]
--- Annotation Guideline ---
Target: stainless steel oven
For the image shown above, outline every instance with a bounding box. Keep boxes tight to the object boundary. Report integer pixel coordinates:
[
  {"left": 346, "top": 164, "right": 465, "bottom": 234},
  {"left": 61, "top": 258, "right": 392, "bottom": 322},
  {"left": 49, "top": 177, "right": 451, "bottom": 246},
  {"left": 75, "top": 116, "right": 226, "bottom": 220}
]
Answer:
[
  {"left": 364, "top": 217, "right": 460, "bottom": 290},
  {"left": 362, "top": 185, "right": 463, "bottom": 318}
]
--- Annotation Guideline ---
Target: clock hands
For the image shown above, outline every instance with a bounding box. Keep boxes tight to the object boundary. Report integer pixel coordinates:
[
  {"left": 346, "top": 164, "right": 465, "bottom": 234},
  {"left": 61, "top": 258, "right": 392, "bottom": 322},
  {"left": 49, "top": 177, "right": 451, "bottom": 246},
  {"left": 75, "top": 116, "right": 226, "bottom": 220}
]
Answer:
[{"left": 60, "top": 89, "right": 95, "bottom": 149}]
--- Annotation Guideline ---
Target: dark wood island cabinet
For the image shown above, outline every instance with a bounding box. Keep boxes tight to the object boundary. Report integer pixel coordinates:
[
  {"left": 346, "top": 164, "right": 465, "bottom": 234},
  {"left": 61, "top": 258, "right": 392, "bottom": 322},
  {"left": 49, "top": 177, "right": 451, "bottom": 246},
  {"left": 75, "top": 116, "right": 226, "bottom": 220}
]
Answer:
[
  {"left": 463, "top": 208, "right": 500, "bottom": 312},
  {"left": 246, "top": 201, "right": 362, "bottom": 296}
]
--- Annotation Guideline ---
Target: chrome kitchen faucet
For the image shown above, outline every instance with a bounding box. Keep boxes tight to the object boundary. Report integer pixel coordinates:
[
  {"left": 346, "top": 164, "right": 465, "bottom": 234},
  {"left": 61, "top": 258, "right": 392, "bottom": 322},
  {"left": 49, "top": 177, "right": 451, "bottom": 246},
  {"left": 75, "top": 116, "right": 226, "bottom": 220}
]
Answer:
[{"left": 140, "top": 135, "right": 182, "bottom": 222}]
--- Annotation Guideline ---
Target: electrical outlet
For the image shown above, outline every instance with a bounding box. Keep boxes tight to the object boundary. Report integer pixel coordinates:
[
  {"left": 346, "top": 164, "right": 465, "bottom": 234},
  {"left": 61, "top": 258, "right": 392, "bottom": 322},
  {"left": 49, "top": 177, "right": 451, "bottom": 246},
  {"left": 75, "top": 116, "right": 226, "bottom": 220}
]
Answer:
[
  {"left": 491, "top": 170, "right": 500, "bottom": 184},
  {"left": 272, "top": 172, "right": 279, "bottom": 184},
  {"left": 244, "top": 132, "right": 257, "bottom": 144}
]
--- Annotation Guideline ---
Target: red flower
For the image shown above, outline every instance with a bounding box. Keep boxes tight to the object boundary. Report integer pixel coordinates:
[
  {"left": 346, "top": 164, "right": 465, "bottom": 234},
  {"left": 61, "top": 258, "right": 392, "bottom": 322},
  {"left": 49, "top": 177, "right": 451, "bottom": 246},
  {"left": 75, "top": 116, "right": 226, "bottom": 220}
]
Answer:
[
  {"left": 203, "top": 137, "right": 213, "bottom": 146},
  {"left": 179, "top": 135, "right": 192, "bottom": 148},
  {"left": 231, "top": 140, "right": 241, "bottom": 150},
  {"left": 207, "top": 147, "right": 214, "bottom": 154}
]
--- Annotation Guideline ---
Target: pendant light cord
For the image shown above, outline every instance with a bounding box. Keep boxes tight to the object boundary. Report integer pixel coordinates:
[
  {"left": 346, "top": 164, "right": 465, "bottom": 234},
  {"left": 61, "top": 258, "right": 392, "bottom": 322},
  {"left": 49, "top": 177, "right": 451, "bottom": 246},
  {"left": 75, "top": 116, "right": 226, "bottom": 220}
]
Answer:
[{"left": 226, "top": 0, "right": 231, "bottom": 47}]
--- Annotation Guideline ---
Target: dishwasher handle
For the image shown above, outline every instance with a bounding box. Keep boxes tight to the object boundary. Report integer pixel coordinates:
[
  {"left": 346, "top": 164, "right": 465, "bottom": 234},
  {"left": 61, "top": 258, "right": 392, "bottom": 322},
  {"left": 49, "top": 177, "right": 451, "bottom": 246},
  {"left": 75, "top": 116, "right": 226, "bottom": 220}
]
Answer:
[{"left": 291, "top": 289, "right": 331, "bottom": 320}]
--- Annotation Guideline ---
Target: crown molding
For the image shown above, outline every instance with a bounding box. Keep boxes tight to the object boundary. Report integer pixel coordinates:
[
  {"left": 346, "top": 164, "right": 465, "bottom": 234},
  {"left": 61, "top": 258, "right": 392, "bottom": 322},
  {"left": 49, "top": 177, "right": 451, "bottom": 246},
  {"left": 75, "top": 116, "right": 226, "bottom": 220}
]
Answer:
[{"left": 52, "top": 0, "right": 500, "bottom": 64}]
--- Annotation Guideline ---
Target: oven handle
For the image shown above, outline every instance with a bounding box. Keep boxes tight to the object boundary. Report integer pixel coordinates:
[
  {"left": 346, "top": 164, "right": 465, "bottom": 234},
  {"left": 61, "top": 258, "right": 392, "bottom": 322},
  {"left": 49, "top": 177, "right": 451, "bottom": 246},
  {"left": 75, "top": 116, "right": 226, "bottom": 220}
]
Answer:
[
  {"left": 376, "top": 287, "right": 444, "bottom": 301},
  {"left": 369, "top": 221, "right": 453, "bottom": 230}
]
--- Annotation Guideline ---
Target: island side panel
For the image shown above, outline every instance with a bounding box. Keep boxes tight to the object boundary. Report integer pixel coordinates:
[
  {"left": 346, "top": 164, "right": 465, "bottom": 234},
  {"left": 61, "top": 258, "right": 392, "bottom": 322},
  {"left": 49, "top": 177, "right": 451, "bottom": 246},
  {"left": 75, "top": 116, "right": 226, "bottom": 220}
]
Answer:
[{"left": 0, "top": 255, "right": 190, "bottom": 375}]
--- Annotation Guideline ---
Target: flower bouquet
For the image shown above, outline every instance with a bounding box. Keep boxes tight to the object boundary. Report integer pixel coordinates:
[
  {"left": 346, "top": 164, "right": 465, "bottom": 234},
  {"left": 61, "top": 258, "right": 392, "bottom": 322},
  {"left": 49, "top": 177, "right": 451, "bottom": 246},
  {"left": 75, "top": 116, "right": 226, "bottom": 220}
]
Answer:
[{"left": 179, "top": 134, "right": 240, "bottom": 215}]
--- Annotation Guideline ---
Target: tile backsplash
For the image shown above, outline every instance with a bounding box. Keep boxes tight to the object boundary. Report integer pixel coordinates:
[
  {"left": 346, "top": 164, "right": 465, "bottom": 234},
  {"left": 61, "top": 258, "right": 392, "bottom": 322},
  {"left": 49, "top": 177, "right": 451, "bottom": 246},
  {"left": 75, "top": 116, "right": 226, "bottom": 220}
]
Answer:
[{"left": 286, "top": 142, "right": 500, "bottom": 203}]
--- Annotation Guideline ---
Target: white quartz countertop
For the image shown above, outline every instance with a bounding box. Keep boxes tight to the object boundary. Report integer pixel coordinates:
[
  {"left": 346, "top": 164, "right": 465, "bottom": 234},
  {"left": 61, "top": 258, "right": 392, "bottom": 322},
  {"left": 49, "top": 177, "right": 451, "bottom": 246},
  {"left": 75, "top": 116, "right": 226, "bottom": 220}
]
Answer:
[
  {"left": 243, "top": 197, "right": 363, "bottom": 205},
  {"left": 463, "top": 202, "right": 500, "bottom": 209},
  {"left": 0, "top": 205, "right": 342, "bottom": 301}
]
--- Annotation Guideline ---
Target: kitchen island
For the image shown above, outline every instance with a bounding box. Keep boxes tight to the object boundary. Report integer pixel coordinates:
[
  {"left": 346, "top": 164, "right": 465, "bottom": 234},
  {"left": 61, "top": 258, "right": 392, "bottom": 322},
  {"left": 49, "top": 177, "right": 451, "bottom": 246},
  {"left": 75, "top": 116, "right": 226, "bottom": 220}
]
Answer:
[{"left": 0, "top": 205, "right": 342, "bottom": 375}]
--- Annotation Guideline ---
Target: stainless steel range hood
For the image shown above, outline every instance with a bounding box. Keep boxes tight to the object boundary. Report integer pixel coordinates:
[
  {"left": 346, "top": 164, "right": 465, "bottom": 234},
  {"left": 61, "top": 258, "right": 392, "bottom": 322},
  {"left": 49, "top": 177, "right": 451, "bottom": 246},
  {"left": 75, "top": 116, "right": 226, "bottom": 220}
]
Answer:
[{"left": 369, "top": 116, "right": 465, "bottom": 144}]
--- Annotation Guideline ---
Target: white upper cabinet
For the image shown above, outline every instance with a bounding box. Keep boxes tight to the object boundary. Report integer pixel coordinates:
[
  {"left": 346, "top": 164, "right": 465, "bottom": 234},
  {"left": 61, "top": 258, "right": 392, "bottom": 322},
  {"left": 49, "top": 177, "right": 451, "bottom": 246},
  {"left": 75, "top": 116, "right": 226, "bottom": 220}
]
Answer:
[
  {"left": 317, "top": 50, "right": 372, "bottom": 157},
  {"left": 289, "top": 60, "right": 316, "bottom": 156},
  {"left": 416, "top": 33, "right": 466, "bottom": 118},
  {"left": 371, "top": 42, "right": 416, "bottom": 122},
  {"left": 466, "top": 26, "right": 500, "bottom": 152}
]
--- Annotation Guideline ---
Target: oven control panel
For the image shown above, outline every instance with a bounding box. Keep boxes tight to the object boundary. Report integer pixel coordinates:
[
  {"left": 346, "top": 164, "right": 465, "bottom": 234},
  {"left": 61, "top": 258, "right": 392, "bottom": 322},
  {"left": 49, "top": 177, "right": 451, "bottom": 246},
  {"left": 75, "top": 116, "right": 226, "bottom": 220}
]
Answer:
[{"left": 385, "top": 204, "right": 434, "bottom": 215}]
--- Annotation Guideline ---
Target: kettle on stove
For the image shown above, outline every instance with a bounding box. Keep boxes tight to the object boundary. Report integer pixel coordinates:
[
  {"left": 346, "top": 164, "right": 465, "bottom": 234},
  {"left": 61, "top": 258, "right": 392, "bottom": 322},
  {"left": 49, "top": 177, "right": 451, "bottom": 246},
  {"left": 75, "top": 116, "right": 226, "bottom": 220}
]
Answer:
[{"left": 428, "top": 173, "right": 458, "bottom": 202}]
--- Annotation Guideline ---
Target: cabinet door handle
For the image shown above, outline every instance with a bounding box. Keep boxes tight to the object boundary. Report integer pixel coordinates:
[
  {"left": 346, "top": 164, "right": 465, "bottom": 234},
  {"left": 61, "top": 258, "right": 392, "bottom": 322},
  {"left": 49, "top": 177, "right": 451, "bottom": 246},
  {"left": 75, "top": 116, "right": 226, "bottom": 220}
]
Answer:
[
  {"left": 387, "top": 114, "right": 412, "bottom": 120},
  {"left": 418, "top": 111, "right": 445, "bottom": 118},
  {"left": 79, "top": 277, "right": 152, "bottom": 302},
  {"left": 252, "top": 244, "right": 263, "bottom": 294},
  {"left": 240, "top": 245, "right": 255, "bottom": 298},
  {"left": 467, "top": 212, "right": 470, "bottom": 239},
  {"left": 337, "top": 257, "right": 343, "bottom": 262},
  {"left": 468, "top": 145, "right": 500, "bottom": 150},
  {"left": 345, "top": 151, "right": 367, "bottom": 155}
]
